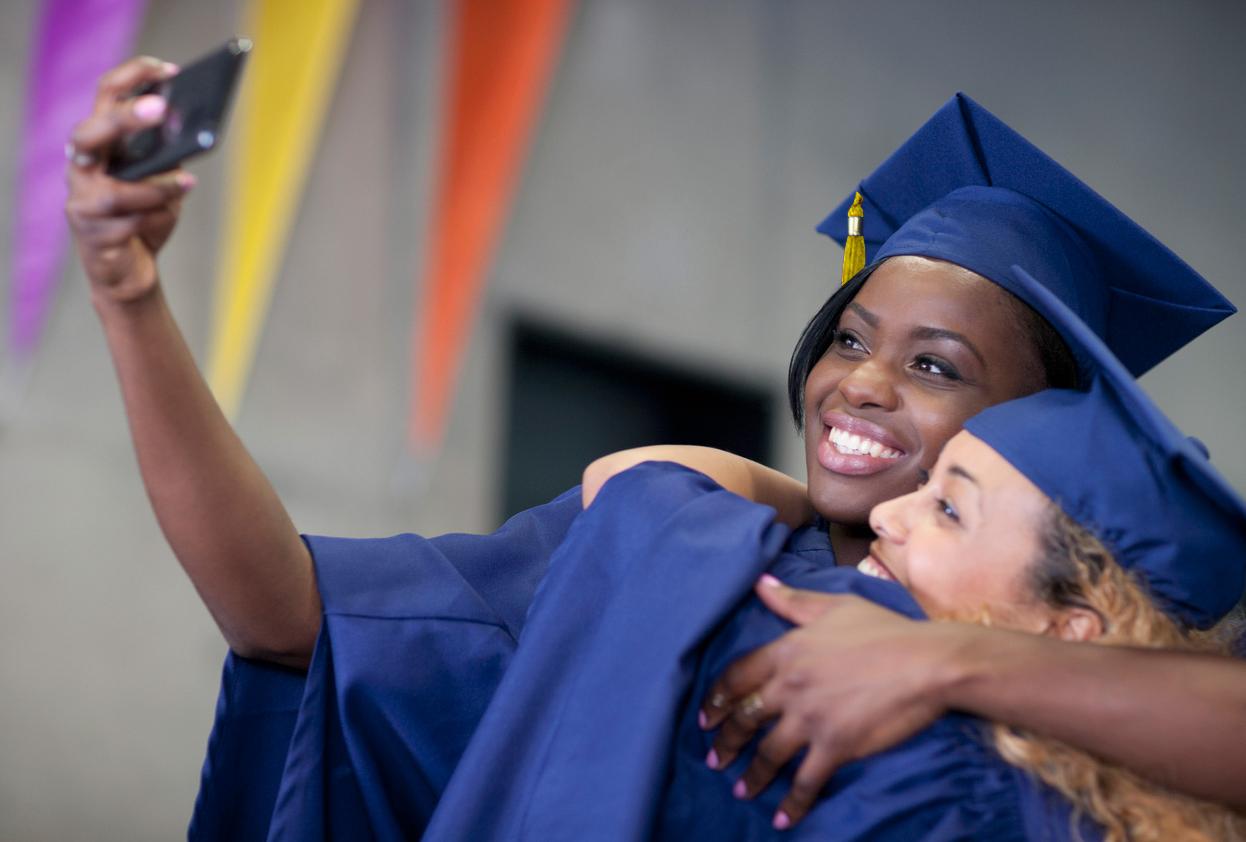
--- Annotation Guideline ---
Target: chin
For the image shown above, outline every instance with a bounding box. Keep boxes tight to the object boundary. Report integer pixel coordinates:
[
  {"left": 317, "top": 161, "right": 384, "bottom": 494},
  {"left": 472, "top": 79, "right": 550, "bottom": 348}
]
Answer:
[
  {"left": 808, "top": 461, "right": 919, "bottom": 528},
  {"left": 807, "top": 472, "right": 879, "bottom": 527}
]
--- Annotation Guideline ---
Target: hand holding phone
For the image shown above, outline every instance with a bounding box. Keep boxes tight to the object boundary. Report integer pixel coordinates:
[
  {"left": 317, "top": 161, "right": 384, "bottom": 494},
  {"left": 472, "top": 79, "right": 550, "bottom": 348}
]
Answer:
[{"left": 107, "top": 37, "right": 251, "bottom": 182}]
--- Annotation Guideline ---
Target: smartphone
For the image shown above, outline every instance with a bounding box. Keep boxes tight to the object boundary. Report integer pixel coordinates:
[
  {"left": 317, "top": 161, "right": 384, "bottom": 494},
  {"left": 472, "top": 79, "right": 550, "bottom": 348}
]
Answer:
[{"left": 107, "top": 37, "right": 252, "bottom": 181}]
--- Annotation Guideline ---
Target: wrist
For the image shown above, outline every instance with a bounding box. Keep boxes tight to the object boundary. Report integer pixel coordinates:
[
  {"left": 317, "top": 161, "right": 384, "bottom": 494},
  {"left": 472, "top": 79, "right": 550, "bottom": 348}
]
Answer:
[
  {"left": 926, "top": 621, "right": 992, "bottom": 711},
  {"left": 90, "top": 273, "right": 164, "bottom": 317}
]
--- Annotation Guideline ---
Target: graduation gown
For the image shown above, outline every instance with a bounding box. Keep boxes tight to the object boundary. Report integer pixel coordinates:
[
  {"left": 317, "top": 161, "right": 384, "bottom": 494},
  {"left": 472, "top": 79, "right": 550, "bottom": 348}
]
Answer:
[{"left": 189, "top": 462, "right": 1097, "bottom": 841}]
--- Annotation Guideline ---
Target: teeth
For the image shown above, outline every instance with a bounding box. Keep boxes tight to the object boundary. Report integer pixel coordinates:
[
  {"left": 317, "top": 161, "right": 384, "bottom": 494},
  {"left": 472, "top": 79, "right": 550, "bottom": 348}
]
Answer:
[
  {"left": 857, "top": 557, "right": 889, "bottom": 579},
  {"left": 828, "top": 427, "right": 901, "bottom": 459}
]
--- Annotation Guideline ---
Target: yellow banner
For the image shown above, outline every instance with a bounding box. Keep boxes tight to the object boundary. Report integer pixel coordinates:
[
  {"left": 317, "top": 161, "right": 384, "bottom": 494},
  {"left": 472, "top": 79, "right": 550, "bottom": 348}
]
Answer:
[{"left": 206, "top": 0, "right": 360, "bottom": 418}]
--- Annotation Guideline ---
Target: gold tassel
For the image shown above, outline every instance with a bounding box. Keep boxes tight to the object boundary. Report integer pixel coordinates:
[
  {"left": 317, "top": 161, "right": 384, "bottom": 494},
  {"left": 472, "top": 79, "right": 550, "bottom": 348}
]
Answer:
[{"left": 841, "top": 191, "right": 866, "bottom": 285}]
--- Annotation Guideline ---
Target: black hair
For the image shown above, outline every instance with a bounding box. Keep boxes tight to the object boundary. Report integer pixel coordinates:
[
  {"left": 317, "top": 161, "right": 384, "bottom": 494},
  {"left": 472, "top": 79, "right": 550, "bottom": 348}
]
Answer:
[{"left": 786, "top": 260, "right": 1079, "bottom": 431}]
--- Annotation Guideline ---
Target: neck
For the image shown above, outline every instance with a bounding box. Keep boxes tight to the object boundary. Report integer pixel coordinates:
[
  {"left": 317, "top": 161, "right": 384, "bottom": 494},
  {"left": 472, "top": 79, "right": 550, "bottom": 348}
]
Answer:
[{"left": 828, "top": 521, "right": 873, "bottom": 567}]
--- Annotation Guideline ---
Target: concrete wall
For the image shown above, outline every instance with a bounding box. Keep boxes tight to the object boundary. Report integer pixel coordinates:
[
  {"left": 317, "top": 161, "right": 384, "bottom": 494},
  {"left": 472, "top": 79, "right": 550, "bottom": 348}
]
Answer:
[{"left": 1, "top": 0, "right": 1243, "bottom": 837}]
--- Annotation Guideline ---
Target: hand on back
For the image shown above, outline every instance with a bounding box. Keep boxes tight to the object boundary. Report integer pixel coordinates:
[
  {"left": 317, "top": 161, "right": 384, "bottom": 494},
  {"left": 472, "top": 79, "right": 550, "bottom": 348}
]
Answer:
[{"left": 701, "top": 579, "right": 966, "bottom": 828}]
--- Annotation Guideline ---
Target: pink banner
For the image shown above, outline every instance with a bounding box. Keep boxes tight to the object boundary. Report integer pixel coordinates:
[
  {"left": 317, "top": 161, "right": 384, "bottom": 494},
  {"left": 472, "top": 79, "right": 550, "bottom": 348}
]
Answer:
[{"left": 9, "top": 0, "right": 146, "bottom": 360}]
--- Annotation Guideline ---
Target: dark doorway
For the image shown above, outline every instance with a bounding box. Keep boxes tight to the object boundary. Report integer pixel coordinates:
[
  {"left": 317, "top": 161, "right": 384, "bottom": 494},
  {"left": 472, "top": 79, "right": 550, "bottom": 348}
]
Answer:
[{"left": 501, "top": 319, "right": 774, "bottom": 521}]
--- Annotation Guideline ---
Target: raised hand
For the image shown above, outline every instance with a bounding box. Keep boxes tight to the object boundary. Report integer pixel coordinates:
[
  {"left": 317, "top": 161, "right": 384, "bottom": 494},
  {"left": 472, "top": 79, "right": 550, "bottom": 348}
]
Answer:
[{"left": 65, "top": 56, "right": 194, "bottom": 301}]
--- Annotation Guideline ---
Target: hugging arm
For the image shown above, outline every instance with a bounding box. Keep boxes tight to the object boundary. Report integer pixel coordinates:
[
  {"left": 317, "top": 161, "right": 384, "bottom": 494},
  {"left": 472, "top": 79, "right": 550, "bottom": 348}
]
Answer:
[
  {"left": 582, "top": 446, "right": 815, "bottom": 530},
  {"left": 67, "top": 57, "right": 319, "bottom": 668},
  {"left": 702, "top": 582, "right": 1246, "bottom": 827}
]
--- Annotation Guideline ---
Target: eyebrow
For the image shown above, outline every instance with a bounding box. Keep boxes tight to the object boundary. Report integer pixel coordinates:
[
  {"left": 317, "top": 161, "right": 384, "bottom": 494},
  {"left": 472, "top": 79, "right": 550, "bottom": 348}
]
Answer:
[
  {"left": 910, "top": 327, "right": 987, "bottom": 368},
  {"left": 847, "top": 302, "right": 878, "bottom": 327},
  {"left": 846, "top": 303, "right": 987, "bottom": 368},
  {"left": 947, "top": 464, "right": 979, "bottom": 485}
]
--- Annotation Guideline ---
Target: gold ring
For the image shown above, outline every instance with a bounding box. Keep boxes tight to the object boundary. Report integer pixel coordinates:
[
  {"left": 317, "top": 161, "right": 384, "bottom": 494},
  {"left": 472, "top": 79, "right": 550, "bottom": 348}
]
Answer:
[{"left": 739, "top": 692, "right": 765, "bottom": 719}]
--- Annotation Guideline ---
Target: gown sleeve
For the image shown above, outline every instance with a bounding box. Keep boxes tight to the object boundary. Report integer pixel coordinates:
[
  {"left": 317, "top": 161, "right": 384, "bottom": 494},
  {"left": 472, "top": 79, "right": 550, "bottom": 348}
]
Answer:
[{"left": 188, "top": 486, "right": 583, "bottom": 842}]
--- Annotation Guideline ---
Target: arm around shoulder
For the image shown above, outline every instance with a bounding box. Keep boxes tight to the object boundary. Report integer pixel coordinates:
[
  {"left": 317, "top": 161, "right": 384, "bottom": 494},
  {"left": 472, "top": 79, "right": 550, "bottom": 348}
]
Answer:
[{"left": 582, "top": 446, "right": 814, "bottom": 529}]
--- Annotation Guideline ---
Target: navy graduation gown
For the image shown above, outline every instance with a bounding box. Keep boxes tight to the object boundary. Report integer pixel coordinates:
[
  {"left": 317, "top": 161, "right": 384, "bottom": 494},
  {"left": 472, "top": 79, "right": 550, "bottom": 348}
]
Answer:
[
  {"left": 191, "top": 463, "right": 1096, "bottom": 841},
  {"left": 189, "top": 486, "right": 584, "bottom": 840}
]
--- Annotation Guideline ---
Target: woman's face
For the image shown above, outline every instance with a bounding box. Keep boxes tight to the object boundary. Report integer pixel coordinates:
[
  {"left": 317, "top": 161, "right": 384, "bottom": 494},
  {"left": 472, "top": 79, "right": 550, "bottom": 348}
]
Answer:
[
  {"left": 860, "top": 431, "right": 1054, "bottom": 627},
  {"left": 802, "top": 256, "right": 1045, "bottom": 526}
]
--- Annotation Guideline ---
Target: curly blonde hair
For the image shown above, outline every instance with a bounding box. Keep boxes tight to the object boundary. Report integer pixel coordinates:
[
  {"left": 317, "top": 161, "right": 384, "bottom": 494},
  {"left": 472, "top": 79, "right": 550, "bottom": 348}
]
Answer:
[{"left": 989, "top": 504, "right": 1246, "bottom": 842}]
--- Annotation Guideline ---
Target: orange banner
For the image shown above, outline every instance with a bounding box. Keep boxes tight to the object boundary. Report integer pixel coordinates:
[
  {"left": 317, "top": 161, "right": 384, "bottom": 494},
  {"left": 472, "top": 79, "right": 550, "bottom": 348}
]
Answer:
[{"left": 408, "top": 0, "right": 576, "bottom": 453}]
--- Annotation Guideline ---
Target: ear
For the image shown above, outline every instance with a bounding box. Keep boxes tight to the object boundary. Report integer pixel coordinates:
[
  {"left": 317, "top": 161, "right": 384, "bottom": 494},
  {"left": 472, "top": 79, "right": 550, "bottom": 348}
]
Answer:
[{"left": 1050, "top": 606, "right": 1104, "bottom": 642}]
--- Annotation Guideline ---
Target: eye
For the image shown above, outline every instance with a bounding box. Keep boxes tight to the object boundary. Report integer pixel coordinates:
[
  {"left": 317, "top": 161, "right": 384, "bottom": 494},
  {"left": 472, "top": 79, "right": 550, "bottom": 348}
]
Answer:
[
  {"left": 935, "top": 496, "right": 961, "bottom": 524},
  {"left": 912, "top": 354, "right": 963, "bottom": 382},
  {"left": 832, "top": 329, "right": 868, "bottom": 356}
]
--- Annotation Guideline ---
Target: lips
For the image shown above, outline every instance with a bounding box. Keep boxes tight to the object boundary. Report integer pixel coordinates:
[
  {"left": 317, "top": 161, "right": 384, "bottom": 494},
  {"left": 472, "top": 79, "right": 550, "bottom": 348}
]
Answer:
[{"left": 814, "top": 411, "right": 909, "bottom": 477}]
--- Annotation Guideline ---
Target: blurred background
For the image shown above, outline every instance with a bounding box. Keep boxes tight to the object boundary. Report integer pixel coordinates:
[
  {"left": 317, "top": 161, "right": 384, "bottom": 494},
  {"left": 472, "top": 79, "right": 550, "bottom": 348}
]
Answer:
[{"left": 1, "top": 0, "right": 1243, "bottom": 838}]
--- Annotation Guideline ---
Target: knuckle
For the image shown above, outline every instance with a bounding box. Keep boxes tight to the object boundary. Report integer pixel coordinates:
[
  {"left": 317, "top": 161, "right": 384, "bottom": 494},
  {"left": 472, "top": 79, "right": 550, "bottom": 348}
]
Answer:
[
  {"left": 770, "top": 638, "right": 800, "bottom": 665},
  {"left": 780, "top": 666, "right": 811, "bottom": 691},
  {"left": 93, "top": 191, "right": 118, "bottom": 216}
]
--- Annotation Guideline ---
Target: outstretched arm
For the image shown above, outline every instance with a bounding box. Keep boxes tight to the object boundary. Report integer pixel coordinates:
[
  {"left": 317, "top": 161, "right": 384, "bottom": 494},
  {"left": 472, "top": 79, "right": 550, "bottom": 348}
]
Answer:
[
  {"left": 583, "top": 446, "right": 814, "bottom": 530},
  {"left": 701, "top": 581, "right": 1246, "bottom": 827},
  {"left": 67, "top": 57, "right": 319, "bottom": 668}
]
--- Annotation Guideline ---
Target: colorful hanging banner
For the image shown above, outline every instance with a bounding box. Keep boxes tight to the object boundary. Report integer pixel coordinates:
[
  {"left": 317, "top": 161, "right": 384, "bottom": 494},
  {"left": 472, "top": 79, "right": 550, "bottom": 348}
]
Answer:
[
  {"left": 407, "top": 0, "right": 576, "bottom": 453},
  {"left": 205, "top": 0, "right": 361, "bottom": 419},
  {"left": 8, "top": 0, "right": 147, "bottom": 362}
]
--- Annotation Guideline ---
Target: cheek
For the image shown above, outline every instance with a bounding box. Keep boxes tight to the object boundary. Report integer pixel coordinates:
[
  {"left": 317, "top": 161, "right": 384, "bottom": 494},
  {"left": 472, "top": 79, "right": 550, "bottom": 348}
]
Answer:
[
  {"left": 908, "top": 397, "right": 989, "bottom": 465},
  {"left": 907, "top": 537, "right": 972, "bottom": 608},
  {"left": 802, "top": 358, "right": 845, "bottom": 424}
]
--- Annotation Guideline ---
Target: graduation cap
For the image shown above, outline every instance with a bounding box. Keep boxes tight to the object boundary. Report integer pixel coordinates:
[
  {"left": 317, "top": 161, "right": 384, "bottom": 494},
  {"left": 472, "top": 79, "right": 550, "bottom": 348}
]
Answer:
[
  {"left": 963, "top": 265, "right": 1246, "bottom": 629},
  {"left": 820, "top": 93, "right": 1235, "bottom": 377}
]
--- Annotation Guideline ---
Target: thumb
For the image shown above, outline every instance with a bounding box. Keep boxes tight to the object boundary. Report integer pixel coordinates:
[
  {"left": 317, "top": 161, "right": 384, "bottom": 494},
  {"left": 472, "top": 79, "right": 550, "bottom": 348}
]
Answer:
[{"left": 755, "top": 575, "right": 840, "bottom": 625}]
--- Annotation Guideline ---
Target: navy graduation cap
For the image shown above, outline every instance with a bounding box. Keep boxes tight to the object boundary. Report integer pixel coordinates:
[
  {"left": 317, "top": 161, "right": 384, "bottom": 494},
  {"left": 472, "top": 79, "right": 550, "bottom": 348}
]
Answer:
[
  {"left": 964, "top": 265, "right": 1246, "bottom": 629},
  {"left": 820, "top": 92, "right": 1235, "bottom": 377}
]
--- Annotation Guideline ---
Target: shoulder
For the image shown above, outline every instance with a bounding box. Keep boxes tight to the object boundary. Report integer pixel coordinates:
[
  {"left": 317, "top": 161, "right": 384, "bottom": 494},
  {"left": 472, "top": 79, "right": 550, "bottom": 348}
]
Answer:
[{"left": 801, "top": 715, "right": 1093, "bottom": 841}]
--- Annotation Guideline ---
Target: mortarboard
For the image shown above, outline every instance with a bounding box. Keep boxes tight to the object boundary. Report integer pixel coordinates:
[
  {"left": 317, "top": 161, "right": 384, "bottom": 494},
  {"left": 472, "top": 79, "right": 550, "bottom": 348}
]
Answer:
[
  {"left": 964, "top": 265, "right": 1246, "bottom": 629},
  {"left": 819, "top": 93, "right": 1235, "bottom": 377}
]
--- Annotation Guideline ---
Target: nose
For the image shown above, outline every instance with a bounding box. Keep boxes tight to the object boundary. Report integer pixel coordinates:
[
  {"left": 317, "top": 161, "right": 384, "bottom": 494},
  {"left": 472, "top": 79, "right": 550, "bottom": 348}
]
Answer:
[
  {"left": 869, "top": 492, "right": 911, "bottom": 543},
  {"left": 837, "top": 358, "right": 900, "bottom": 411}
]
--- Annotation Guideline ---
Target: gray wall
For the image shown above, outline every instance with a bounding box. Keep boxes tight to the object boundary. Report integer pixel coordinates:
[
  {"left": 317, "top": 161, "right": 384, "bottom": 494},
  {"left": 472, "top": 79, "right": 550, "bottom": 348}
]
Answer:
[{"left": 1, "top": 0, "right": 1243, "bottom": 837}]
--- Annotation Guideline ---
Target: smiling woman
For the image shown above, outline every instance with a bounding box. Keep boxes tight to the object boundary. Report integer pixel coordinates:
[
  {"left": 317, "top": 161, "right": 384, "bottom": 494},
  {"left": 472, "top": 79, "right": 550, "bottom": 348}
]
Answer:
[
  {"left": 797, "top": 256, "right": 1073, "bottom": 558},
  {"left": 861, "top": 432, "right": 1060, "bottom": 631}
]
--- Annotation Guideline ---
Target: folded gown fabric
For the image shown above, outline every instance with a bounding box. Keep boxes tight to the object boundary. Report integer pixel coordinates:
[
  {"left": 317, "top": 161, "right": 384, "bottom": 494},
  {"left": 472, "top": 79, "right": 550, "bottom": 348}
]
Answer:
[{"left": 188, "top": 485, "right": 584, "bottom": 840}]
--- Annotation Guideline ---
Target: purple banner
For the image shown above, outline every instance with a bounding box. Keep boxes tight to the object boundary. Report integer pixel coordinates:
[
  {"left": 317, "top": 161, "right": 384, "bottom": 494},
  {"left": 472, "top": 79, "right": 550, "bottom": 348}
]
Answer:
[{"left": 9, "top": 0, "right": 146, "bottom": 360}]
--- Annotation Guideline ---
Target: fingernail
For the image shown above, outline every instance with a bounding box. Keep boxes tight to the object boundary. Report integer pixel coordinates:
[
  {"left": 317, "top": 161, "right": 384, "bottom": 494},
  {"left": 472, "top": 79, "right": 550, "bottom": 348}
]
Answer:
[
  {"left": 176, "top": 171, "right": 197, "bottom": 190},
  {"left": 773, "top": 811, "right": 791, "bottom": 830},
  {"left": 759, "top": 573, "right": 782, "bottom": 588},
  {"left": 732, "top": 779, "right": 747, "bottom": 799},
  {"left": 705, "top": 748, "right": 719, "bottom": 769},
  {"left": 163, "top": 62, "right": 180, "bottom": 76},
  {"left": 698, "top": 709, "right": 708, "bottom": 729},
  {"left": 708, "top": 692, "right": 727, "bottom": 710},
  {"left": 134, "top": 95, "right": 166, "bottom": 121}
]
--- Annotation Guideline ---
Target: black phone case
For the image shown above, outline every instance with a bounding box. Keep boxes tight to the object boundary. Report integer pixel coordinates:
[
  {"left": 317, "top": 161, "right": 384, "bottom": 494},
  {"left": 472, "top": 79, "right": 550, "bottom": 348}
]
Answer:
[{"left": 107, "top": 38, "right": 251, "bottom": 182}]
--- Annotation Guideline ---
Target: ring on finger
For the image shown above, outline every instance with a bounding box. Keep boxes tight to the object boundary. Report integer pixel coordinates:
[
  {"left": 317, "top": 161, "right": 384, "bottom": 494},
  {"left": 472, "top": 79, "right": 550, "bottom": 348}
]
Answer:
[
  {"left": 739, "top": 691, "right": 765, "bottom": 719},
  {"left": 65, "top": 141, "right": 97, "bottom": 168}
]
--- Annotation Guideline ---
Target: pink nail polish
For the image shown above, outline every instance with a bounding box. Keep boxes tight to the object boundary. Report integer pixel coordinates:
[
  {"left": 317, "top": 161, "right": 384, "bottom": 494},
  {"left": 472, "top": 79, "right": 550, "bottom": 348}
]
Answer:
[
  {"left": 732, "top": 779, "right": 747, "bottom": 799},
  {"left": 705, "top": 749, "right": 719, "bottom": 769},
  {"left": 134, "top": 95, "right": 166, "bottom": 121},
  {"left": 758, "top": 573, "right": 782, "bottom": 588},
  {"left": 698, "top": 710, "right": 708, "bottom": 729},
  {"left": 176, "top": 172, "right": 197, "bottom": 190},
  {"left": 773, "top": 811, "right": 791, "bottom": 830}
]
